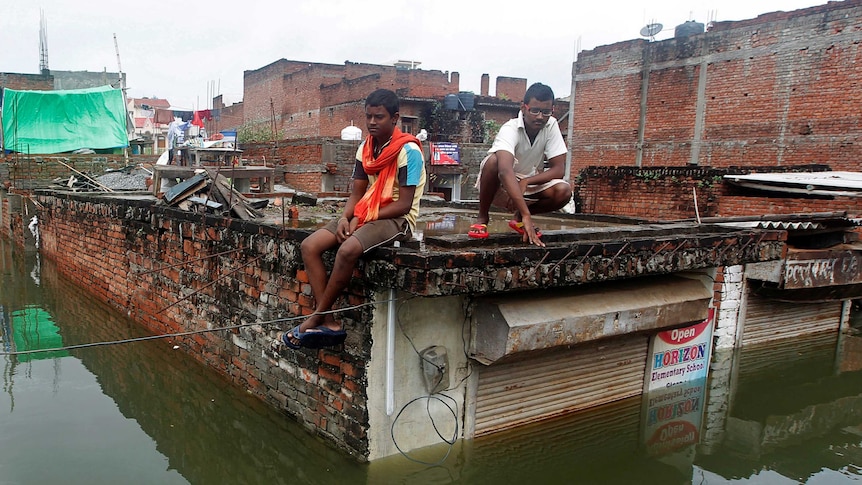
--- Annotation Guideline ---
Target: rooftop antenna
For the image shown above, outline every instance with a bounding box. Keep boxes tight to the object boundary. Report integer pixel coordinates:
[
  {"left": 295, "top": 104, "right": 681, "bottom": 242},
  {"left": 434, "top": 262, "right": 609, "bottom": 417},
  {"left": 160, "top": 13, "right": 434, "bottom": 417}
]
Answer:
[
  {"left": 113, "top": 33, "right": 132, "bottom": 160},
  {"left": 39, "top": 9, "right": 49, "bottom": 74},
  {"left": 640, "top": 20, "right": 663, "bottom": 41}
]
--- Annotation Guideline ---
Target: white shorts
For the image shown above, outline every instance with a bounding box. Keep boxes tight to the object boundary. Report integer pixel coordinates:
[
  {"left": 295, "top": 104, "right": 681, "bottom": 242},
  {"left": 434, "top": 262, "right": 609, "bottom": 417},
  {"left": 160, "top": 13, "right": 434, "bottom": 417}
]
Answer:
[{"left": 476, "top": 153, "right": 569, "bottom": 210}]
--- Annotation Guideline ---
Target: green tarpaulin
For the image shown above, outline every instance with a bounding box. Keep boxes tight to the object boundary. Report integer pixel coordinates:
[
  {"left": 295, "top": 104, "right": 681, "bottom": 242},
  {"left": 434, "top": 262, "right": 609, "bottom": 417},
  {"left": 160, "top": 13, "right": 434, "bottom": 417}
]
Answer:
[{"left": 2, "top": 85, "right": 129, "bottom": 154}]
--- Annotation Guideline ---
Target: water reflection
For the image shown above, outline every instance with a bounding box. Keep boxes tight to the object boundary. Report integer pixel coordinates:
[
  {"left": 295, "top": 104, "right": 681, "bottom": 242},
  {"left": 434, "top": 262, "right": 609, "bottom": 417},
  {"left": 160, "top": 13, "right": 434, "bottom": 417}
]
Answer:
[
  {"left": 369, "top": 333, "right": 862, "bottom": 484},
  {"left": 0, "top": 239, "right": 366, "bottom": 484},
  {"left": 5, "top": 235, "right": 862, "bottom": 483}
]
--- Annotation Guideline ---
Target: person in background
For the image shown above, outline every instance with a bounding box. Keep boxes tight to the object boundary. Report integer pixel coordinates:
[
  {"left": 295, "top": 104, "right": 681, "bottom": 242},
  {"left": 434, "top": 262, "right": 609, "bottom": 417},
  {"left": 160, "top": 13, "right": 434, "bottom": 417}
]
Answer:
[
  {"left": 166, "top": 117, "right": 190, "bottom": 164},
  {"left": 273, "top": 88, "right": 425, "bottom": 350},
  {"left": 467, "top": 82, "right": 572, "bottom": 247}
]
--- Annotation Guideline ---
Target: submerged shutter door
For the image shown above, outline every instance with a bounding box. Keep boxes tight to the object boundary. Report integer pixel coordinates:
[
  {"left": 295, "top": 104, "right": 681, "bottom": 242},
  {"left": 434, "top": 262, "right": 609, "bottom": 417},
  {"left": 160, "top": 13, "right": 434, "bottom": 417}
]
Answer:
[
  {"left": 474, "top": 334, "right": 648, "bottom": 437},
  {"left": 742, "top": 297, "right": 841, "bottom": 347}
]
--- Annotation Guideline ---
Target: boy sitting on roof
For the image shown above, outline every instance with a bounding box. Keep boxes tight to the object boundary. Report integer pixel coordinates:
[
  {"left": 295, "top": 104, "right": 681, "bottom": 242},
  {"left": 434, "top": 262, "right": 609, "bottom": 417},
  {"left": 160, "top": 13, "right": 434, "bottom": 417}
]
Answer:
[
  {"left": 274, "top": 89, "right": 425, "bottom": 350},
  {"left": 468, "top": 82, "right": 572, "bottom": 247}
]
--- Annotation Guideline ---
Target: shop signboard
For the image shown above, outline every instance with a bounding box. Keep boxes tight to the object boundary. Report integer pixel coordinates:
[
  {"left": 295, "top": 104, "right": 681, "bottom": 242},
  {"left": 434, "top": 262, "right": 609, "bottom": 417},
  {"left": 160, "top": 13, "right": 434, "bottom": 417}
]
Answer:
[
  {"left": 430, "top": 142, "right": 460, "bottom": 165},
  {"left": 640, "top": 309, "right": 714, "bottom": 456}
]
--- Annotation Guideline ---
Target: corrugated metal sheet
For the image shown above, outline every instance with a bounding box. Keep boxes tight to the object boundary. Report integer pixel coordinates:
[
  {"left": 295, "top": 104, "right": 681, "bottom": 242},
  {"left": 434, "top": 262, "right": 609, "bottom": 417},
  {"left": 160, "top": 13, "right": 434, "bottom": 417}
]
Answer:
[
  {"left": 469, "top": 398, "right": 642, "bottom": 472},
  {"left": 716, "top": 221, "right": 825, "bottom": 230},
  {"left": 737, "top": 330, "right": 838, "bottom": 381},
  {"left": 741, "top": 297, "right": 841, "bottom": 347},
  {"left": 474, "top": 334, "right": 648, "bottom": 436}
]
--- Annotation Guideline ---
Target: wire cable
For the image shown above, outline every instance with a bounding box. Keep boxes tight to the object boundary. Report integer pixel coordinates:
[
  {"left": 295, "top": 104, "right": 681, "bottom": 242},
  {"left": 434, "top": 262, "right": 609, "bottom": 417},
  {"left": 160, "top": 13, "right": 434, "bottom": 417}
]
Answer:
[
  {"left": 390, "top": 296, "right": 473, "bottom": 465},
  {"left": 0, "top": 298, "right": 397, "bottom": 357}
]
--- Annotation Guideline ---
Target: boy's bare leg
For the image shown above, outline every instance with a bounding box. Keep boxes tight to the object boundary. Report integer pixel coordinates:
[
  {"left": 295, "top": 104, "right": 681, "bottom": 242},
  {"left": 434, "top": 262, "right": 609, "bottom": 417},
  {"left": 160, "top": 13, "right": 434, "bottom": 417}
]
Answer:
[{"left": 290, "top": 236, "right": 363, "bottom": 344}]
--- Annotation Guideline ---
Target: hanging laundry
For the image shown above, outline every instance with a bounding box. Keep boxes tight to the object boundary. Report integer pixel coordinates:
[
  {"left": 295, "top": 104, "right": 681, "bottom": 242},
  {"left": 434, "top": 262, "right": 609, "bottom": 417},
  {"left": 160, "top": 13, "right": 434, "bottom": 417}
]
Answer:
[
  {"left": 192, "top": 111, "right": 205, "bottom": 128},
  {"left": 172, "top": 110, "right": 193, "bottom": 121},
  {"left": 155, "top": 108, "right": 174, "bottom": 124}
]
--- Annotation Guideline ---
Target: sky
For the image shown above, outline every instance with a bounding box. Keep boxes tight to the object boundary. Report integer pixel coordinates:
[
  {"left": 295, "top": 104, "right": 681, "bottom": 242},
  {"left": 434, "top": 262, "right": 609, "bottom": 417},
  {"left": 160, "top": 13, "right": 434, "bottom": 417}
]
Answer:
[{"left": 2, "top": 0, "right": 829, "bottom": 111}]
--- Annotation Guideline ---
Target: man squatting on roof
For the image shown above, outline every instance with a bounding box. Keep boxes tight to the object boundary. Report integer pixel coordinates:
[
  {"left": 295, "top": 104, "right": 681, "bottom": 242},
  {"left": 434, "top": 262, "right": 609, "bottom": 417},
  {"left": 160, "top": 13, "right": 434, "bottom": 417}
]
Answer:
[{"left": 468, "top": 82, "right": 572, "bottom": 247}]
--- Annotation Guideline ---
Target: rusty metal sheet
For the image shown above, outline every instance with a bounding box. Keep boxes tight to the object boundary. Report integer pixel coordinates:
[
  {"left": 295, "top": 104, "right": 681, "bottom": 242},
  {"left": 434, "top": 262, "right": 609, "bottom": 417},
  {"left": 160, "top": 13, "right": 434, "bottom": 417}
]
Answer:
[
  {"left": 742, "top": 297, "right": 841, "bottom": 347},
  {"left": 474, "top": 334, "right": 648, "bottom": 436}
]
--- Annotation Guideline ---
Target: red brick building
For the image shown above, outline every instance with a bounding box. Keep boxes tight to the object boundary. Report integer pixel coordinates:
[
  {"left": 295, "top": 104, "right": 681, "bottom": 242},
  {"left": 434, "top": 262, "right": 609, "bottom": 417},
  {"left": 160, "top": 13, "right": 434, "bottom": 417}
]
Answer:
[
  {"left": 241, "top": 59, "right": 524, "bottom": 140},
  {"left": 567, "top": 0, "right": 862, "bottom": 219}
]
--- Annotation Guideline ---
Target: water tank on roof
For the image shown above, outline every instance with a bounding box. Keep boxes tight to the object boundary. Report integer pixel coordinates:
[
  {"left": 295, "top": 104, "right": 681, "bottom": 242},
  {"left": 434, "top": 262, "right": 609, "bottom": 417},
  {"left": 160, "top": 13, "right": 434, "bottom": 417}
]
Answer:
[
  {"left": 444, "top": 93, "right": 460, "bottom": 110},
  {"left": 675, "top": 20, "right": 705, "bottom": 38},
  {"left": 458, "top": 91, "right": 475, "bottom": 111}
]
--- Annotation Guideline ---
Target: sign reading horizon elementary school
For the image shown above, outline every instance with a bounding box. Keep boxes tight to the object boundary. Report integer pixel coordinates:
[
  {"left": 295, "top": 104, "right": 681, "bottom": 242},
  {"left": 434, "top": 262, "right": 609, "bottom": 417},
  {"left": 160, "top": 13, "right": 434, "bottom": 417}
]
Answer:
[
  {"left": 646, "top": 308, "right": 714, "bottom": 392},
  {"left": 642, "top": 377, "right": 707, "bottom": 456},
  {"left": 641, "top": 309, "right": 714, "bottom": 457}
]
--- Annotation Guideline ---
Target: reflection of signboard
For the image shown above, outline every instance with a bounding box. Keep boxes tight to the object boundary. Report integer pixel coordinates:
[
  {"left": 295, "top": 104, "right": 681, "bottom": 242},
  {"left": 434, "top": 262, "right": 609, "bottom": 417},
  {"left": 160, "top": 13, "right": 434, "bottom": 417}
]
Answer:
[
  {"left": 646, "top": 309, "right": 714, "bottom": 392},
  {"left": 641, "top": 378, "right": 707, "bottom": 456},
  {"left": 430, "top": 142, "right": 460, "bottom": 165}
]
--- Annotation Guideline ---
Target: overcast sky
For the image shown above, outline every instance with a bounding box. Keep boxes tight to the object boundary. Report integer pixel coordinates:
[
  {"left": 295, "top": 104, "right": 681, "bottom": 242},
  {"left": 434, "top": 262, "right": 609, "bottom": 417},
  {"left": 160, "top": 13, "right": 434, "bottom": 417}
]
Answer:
[{"left": 3, "top": 0, "right": 828, "bottom": 111}]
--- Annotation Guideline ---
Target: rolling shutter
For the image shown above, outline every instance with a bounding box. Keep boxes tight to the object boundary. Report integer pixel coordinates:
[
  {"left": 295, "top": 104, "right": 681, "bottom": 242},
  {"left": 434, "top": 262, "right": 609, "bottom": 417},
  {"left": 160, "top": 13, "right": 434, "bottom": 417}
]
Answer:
[
  {"left": 741, "top": 297, "right": 841, "bottom": 347},
  {"left": 473, "top": 334, "right": 648, "bottom": 437}
]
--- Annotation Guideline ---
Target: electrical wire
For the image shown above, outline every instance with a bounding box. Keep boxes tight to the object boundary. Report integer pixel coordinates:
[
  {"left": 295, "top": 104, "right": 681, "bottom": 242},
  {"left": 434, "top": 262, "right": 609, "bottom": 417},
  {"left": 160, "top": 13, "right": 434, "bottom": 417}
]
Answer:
[
  {"left": 389, "top": 296, "right": 476, "bottom": 466},
  {"left": 390, "top": 393, "right": 459, "bottom": 467},
  {"left": 0, "top": 298, "right": 397, "bottom": 357}
]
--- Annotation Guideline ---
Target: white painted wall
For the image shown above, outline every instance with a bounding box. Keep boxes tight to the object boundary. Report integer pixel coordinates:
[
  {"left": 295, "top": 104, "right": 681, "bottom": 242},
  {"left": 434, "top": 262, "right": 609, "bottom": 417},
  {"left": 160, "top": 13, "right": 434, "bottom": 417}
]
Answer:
[{"left": 366, "top": 292, "right": 471, "bottom": 461}]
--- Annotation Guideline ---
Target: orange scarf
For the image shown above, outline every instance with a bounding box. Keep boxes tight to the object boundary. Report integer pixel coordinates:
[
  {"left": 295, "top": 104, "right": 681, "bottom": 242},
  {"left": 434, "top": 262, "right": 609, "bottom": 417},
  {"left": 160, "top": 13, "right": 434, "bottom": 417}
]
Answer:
[{"left": 353, "top": 128, "right": 421, "bottom": 227}]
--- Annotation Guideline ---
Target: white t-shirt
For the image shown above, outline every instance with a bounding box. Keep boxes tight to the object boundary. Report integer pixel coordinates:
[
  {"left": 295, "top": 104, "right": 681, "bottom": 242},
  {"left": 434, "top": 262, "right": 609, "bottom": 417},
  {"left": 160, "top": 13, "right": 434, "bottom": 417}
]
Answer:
[{"left": 489, "top": 112, "right": 567, "bottom": 176}]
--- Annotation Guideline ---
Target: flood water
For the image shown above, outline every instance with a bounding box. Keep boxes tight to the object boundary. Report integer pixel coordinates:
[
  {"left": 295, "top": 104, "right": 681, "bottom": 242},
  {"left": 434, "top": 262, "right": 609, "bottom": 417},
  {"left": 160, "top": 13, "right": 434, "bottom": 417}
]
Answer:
[{"left": 4, "top": 236, "right": 862, "bottom": 484}]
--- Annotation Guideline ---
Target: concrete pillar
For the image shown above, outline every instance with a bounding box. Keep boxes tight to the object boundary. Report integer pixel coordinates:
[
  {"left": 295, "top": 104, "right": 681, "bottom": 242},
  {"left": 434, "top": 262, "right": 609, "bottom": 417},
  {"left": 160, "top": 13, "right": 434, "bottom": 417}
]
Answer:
[
  {"left": 700, "top": 264, "right": 745, "bottom": 454},
  {"left": 713, "top": 265, "right": 744, "bottom": 350}
]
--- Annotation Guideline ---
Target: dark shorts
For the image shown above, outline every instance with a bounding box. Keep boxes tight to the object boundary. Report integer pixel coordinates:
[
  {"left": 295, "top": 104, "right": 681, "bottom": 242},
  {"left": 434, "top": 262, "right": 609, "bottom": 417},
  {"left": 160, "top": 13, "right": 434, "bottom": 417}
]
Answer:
[{"left": 322, "top": 217, "right": 412, "bottom": 252}]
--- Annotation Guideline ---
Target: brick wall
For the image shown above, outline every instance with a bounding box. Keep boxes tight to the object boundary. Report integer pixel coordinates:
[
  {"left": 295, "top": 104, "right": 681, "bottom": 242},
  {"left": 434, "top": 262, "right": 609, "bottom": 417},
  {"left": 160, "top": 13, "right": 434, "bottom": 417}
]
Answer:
[
  {"left": 242, "top": 137, "right": 491, "bottom": 198},
  {"left": 34, "top": 192, "right": 373, "bottom": 458},
  {"left": 3, "top": 156, "right": 154, "bottom": 185},
  {"left": 575, "top": 165, "right": 862, "bottom": 220},
  {"left": 243, "top": 60, "right": 458, "bottom": 140},
  {"left": 570, "top": 0, "right": 862, "bottom": 174},
  {"left": 0, "top": 72, "right": 54, "bottom": 91},
  {"left": 496, "top": 76, "right": 527, "bottom": 102}
]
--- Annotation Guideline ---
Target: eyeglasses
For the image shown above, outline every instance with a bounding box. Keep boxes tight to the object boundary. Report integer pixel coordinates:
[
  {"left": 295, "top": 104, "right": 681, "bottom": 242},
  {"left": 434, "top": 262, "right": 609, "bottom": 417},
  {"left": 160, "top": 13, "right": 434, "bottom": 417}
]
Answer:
[{"left": 527, "top": 107, "right": 553, "bottom": 117}]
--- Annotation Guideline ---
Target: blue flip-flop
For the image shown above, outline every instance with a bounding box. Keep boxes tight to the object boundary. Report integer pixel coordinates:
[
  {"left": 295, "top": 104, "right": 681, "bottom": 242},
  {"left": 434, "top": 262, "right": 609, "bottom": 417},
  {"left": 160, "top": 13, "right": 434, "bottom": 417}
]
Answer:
[
  {"left": 272, "top": 325, "right": 303, "bottom": 351},
  {"left": 299, "top": 327, "right": 347, "bottom": 349}
]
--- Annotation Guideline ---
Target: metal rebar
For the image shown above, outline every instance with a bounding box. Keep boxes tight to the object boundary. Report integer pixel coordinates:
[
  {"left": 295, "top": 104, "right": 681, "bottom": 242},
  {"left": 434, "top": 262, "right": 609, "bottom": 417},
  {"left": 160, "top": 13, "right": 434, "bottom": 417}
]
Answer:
[
  {"left": 529, "top": 251, "right": 551, "bottom": 276},
  {"left": 548, "top": 245, "right": 578, "bottom": 274},
  {"left": 611, "top": 241, "right": 630, "bottom": 261},
  {"left": 576, "top": 245, "right": 596, "bottom": 267},
  {"left": 647, "top": 241, "right": 673, "bottom": 263}
]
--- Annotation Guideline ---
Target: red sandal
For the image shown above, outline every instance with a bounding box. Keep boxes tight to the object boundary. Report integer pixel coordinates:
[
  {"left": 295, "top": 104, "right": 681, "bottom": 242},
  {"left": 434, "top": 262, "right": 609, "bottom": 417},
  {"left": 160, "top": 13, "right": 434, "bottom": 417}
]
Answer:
[
  {"left": 508, "top": 220, "right": 542, "bottom": 238},
  {"left": 468, "top": 223, "right": 489, "bottom": 239}
]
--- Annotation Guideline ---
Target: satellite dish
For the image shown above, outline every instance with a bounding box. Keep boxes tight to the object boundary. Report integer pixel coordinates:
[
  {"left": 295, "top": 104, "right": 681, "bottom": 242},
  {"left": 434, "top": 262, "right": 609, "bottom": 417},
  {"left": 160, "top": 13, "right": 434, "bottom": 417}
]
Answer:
[{"left": 640, "top": 23, "right": 663, "bottom": 38}]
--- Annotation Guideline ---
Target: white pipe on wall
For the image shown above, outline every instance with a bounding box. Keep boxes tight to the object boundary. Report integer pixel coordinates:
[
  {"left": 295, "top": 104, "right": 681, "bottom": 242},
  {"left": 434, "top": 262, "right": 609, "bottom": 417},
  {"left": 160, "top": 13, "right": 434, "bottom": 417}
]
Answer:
[{"left": 386, "top": 288, "right": 396, "bottom": 415}]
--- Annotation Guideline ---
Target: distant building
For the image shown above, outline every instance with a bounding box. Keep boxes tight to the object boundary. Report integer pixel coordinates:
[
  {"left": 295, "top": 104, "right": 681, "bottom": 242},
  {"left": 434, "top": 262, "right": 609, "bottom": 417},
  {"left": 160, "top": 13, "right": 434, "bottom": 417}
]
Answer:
[
  {"left": 50, "top": 70, "right": 125, "bottom": 91},
  {"left": 128, "top": 97, "right": 171, "bottom": 155},
  {"left": 241, "top": 59, "right": 527, "bottom": 143}
]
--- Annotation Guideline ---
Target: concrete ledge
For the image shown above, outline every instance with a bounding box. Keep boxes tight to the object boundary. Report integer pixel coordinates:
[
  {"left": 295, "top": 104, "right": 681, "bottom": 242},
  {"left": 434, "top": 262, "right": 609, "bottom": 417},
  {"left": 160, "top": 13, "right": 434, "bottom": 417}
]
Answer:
[{"left": 470, "top": 274, "right": 713, "bottom": 364}]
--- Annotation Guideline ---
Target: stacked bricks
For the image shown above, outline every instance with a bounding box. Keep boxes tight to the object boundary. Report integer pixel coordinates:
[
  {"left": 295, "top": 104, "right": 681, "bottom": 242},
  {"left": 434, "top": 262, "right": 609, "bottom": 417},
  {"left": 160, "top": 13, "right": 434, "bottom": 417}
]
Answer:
[{"left": 243, "top": 60, "right": 458, "bottom": 140}]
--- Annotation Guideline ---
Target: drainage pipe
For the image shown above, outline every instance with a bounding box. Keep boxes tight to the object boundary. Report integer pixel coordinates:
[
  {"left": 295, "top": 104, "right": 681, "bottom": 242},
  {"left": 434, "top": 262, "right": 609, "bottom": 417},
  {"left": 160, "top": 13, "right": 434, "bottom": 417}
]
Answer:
[{"left": 386, "top": 288, "right": 396, "bottom": 415}]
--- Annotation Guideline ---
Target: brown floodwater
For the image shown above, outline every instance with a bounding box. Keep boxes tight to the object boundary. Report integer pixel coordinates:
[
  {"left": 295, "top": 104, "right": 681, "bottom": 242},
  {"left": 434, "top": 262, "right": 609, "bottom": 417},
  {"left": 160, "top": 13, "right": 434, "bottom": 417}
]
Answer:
[{"left": 3, "top": 237, "right": 862, "bottom": 484}]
